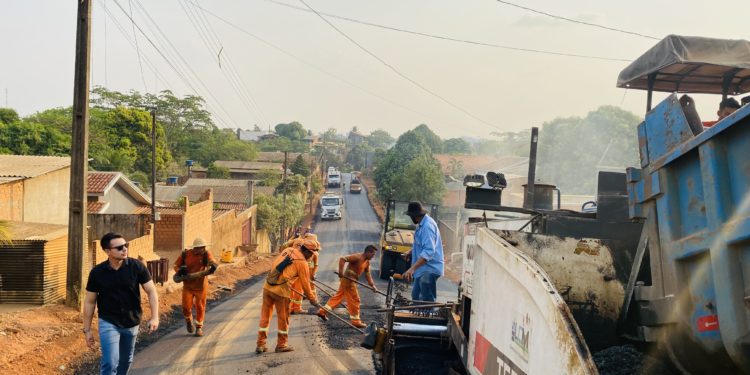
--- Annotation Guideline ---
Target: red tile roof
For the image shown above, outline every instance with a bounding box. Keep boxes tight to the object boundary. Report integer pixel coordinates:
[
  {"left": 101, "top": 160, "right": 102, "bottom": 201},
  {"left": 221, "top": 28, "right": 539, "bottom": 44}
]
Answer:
[
  {"left": 87, "top": 201, "right": 108, "bottom": 214},
  {"left": 88, "top": 172, "right": 117, "bottom": 194}
]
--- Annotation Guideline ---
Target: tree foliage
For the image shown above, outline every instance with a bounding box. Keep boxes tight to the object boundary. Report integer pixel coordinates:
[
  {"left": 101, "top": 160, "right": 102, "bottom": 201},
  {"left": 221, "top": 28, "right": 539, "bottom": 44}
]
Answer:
[
  {"left": 374, "top": 126, "right": 445, "bottom": 204},
  {"left": 207, "top": 163, "right": 230, "bottom": 179},
  {"left": 346, "top": 143, "right": 372, "bottom": 171},
  {"left": 275, "top": 122, "right": 306, "bottom": 141},
  {"left": 0, "top": 108, "right": 20, "bottom": 125},
  {"left": 537, "top": 106, "right": 640, "bottom": 194},
  {"left": 412, "top": 124, "right": 443, "bottom": 153},
  {"left": 290, "top": 154, "right": 309, "bottom": 176},
  {"left": 0, "top": 120, "right": 70, "bottom": 156},
  {"left": 366, "top": 129, "right": 394, "bottom": 149},
  {"left": 443, "top": 138, "right": 471, "bottom": 154}
]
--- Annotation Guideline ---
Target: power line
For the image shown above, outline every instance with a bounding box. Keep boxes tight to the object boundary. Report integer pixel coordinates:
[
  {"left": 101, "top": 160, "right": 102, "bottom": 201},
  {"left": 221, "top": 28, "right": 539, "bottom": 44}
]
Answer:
[
  {"left": 265, "top": 0, "right": 631, "bottom": 62},
  {"left": 296, "top": 0, "right": 504, "bottom": 132},
  {"left": 495, "top": 0, "right": 660, "bottom": 40},
  {"left": 183, "top": 2, "right": 443, "bottom": 126},
  {"left": 128, "top": 0, "right": 149, "bottom": 92}
]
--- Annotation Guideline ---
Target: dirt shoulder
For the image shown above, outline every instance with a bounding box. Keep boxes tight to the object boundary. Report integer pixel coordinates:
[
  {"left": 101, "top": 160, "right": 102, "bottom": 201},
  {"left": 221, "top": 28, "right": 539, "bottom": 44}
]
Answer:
[
  {"left": 361, "top": 176, "right": 384, "bottom": 223},
  {"left": 0, "top": 253, "right": 274, "bottom": 375}
]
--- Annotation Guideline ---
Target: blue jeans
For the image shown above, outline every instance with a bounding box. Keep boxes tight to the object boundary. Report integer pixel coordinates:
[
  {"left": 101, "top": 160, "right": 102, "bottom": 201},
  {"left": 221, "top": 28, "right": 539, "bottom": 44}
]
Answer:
[
  {"left": 98, "top": 318, "right": 139, "bottom": 375},
  {"left": 411, "top": 273, "right": 439, "bottom": 302}
]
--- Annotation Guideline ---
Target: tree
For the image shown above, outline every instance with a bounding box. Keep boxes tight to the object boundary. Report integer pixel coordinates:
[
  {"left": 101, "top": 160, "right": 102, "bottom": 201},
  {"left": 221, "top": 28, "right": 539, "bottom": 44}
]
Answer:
[
  {"left": 412, "top": 124, "right": 443, "bottom": 153},
  {"left": 0, "top": 108, "right": 20, "bottom": 125},
  {"left": 0, "top": 120, "right": 71, "bottom": 156},
  {"left": 537, "top": 106, "right": 641, "bottom": 194},
  {"left": 275, "top": 122, "right": 306, "bottom": 141},
  {"left": 366, "top": 129, "right": 394, "bottom": 149},
  {"left": 346, "top": 143, "right": 372, "bottom": 171},
  {"left": 443, "top": 138, "right": 471, "bottom": 154},
  {"left": 207, "top": 164, "right": 230, "bottom": 179},
  {"left": 323, "top": 127, "right": 338, "bottom": 142},
  {"left": 448, "top": 158, "right": 464, "bottom": 179},
  {"left": 257, "top": 169, "right": 282, "bottom": 187},
  {"left": 390, "top": 154, "right": 446, "bottom": 204},
  {"left": 290, "top": 155, "right": 309, "bottom": 176}
]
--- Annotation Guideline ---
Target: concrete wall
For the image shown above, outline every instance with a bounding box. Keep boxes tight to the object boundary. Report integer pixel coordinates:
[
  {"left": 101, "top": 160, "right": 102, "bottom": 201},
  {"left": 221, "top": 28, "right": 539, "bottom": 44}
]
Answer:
[
  {"left": 103, "top": 184, "right": 141, "bottom": 214},
  {"left": 23, "top": 168, "right": 70, "bottom": 225},
  {"left": 88, "top": 214, "right": 149, "bottom": 242},
  {"left": 182, "top": 190, "right": 213, "bottom": 251},
  {"left": 0, "top": 180, "right": 24, "bottom": 221},
  {"left": 255, "top": 229, "right": 272, "bottom": 254}
]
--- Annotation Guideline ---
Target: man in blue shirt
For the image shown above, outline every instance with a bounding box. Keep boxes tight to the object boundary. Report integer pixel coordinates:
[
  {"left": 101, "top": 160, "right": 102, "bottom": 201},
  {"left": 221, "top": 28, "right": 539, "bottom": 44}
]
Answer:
[{"left": 402, "top": 201, "right": 444, "bottom": 302}]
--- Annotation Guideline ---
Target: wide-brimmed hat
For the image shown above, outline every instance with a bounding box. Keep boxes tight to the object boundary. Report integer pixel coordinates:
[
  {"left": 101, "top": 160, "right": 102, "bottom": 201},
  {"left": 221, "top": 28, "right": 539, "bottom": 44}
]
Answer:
[
  {"left": 403, "top": 201, "right": 428, "bottom": 216},
  {"left": 300, "top": 238, "right": 320, "bottom": 251},
  {"left": 189, "top": 237, "right": 209, "bottom": 249}
]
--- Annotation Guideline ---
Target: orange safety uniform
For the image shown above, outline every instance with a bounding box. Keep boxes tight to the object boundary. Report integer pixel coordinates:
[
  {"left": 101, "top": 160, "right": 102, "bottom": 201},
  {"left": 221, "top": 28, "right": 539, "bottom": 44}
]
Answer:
[
  {"left": 288, "top": 233, "right": 321, "bottom": 313},
  {"left": 173, "top": 249, "right": 218, "bottom": 328},
  {"left": 258, "top": 247, "right": 316, "bottom": 349},
  {"left": 318, "top": 252, "right": 373, "bottom": 324}
]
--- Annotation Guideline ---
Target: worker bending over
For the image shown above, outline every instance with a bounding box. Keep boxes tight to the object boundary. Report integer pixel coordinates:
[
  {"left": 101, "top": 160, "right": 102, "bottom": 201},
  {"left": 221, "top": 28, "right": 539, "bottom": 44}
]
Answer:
[
  {"left": 256, "top": 239, "right": 319, "bottom": 354},
  {"left": 289, "top": 233, "right": 321, "bottom": 314},
  {"left": 317, "top": 245, "right": 378, "bottom": 329}
]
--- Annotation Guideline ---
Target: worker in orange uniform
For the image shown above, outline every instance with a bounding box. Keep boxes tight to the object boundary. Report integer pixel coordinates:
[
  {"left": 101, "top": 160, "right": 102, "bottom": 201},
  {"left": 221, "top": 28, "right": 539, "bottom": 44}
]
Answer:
[
  {"left": 289, "top": 233, "right": 321, "bottom": 314},
  {"left": 256, "top": 238, "right": 319, "bottom": 354},
  {"left": 316, "top": 245, "right": 378, "bottom": 329},
  {"left": 173, "top": 238, "right": 218, "bottom": 337}
]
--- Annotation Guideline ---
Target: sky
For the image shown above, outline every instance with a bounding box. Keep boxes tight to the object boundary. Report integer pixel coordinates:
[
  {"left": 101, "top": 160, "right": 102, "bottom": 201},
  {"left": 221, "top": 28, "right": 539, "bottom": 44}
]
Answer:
[{"left": 0, "top": 0, "right": 745, "bottom": 139}]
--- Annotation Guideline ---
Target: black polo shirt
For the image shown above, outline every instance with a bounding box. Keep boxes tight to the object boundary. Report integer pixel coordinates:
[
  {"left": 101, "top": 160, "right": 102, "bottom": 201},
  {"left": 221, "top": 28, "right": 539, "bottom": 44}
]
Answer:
[{"left": 86, "top": 258, "right": 152, "bottom": 328}]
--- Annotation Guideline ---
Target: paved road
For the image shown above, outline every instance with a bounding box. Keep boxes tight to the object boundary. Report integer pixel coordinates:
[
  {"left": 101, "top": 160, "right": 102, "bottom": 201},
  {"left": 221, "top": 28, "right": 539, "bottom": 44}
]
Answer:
[{"left": 130, "top": 173, "right": 454, "bottom": 374}]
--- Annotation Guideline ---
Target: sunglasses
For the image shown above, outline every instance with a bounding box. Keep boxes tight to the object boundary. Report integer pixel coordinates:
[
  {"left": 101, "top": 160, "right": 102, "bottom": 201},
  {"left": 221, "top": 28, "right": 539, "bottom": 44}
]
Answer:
[{"left": 110, "top": 243, "right": 129, "bottom": 251}]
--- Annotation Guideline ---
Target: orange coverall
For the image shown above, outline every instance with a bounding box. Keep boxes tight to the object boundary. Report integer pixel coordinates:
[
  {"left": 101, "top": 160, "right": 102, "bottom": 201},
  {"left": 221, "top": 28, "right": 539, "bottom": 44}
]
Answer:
[
  {"left": 318, "top": 252, "right": 373, "bottom": 324},
  {"left": 173, "top": 249, "right": 218, "bottom": 328},
  {"left": 258, "top": 247, "right": 316, "bottom": 349},
  {"left": 290, "top": 251, "right": 318, "bottom": 313}
]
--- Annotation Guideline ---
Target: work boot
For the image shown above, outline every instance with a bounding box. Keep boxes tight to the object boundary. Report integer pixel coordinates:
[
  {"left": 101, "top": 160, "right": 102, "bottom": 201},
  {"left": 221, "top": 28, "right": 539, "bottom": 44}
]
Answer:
[
  {"left": 195, "top": 326, "right": 204, "bottom": 337},
  {"left": 255, "top": 345, "right": 267, "bottom": 354},
  {"left": 316, "top": 309, "right": 328, "bottom": 322},
  {"left": 185, "top": 319, "right": 194, "bottom": 334},
  {"left": 351, "top": 320, "right": 367, "bottom": 329},
  {"left": 275, "top": 345, "right": 295, "bottom": 353}
]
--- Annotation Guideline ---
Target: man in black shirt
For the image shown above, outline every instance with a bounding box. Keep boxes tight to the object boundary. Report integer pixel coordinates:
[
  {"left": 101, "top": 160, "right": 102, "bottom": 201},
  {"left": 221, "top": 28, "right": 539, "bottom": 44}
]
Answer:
[{"left": 83, "top": 232, "right": 160, "bottom": 375}]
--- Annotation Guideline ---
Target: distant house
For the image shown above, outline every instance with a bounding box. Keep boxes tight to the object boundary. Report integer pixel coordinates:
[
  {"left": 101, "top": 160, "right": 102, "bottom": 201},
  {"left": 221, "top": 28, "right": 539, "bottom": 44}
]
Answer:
[
  {"left": 155, "top": 178, "right": 275, "bottom": 210},
  {"left": 214, "top": 160, "right": 284, "bottom": 180},
  {"left": 87, "top": 171, "right": 154, "bottom": 214},
  {"left": 0, "top": 221, "right": 68, "bottom": 304},
  {"left": 236, "top": 128, "right": 278, "bottom": 142},
  {"left": 0, "top": 155, "right": 71, "bottom": 225}
]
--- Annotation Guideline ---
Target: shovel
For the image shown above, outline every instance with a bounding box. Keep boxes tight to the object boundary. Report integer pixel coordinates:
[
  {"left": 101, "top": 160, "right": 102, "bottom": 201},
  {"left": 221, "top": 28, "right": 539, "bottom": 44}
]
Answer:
[
  {"left": 334, "top": 271, "right": 387, "bottom": 298},
  {"left": 289, "top": 286, "right": 365, "bottom": 334}
]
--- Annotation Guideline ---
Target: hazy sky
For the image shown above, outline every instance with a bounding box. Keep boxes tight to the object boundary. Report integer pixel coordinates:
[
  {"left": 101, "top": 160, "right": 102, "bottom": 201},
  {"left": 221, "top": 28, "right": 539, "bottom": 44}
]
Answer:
[{"left": 0, "top": 0, "right": 745, "bottom": 139}]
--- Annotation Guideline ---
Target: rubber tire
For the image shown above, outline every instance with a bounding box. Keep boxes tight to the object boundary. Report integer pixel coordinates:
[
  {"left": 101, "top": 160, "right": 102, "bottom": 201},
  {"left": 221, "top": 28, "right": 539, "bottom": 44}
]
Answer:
[{"left": 379, "top": 251, "right": 394, "bottom": 280}]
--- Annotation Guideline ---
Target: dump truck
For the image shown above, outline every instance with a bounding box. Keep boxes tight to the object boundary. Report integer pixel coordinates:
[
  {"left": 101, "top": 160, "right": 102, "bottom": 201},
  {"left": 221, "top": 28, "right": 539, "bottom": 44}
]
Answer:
[
  {"left": 327, "top": 167, "right": 341, "bottom": 188},
  {"left": 374, "top": 35, "right": 750, "bottom": 374},
  {"left": 349, "top": 178, "right": 362, "bottom": 194},
  {"left": 378, "top": 200, "right": 438, "bottom": 279},
  {"left": 320, "top": 191, "right": 343, "bottom": 220}
]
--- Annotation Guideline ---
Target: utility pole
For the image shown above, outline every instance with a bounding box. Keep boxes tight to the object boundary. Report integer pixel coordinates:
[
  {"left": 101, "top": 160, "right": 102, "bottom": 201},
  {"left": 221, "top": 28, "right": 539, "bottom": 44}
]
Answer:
[
  {"left": 66, "top": 0, "right": 92, "bottom": 309},
  {"left": 150, "top": 108, "right": 158, "bottom": 230},
  {"left": 280, "top": 151, "right": 289, "bottom": 247}
]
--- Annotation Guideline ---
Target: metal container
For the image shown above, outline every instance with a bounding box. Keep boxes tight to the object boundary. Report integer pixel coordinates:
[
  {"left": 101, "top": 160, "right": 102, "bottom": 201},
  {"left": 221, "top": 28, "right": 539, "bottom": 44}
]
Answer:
[{"left": 522, "top": 183, "right": 556, "bottom": 210}]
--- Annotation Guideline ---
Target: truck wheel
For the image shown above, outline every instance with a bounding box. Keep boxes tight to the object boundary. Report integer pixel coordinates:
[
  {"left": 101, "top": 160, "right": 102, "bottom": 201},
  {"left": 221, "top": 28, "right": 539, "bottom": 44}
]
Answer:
[{"left": 379, "top": 252, "right": 394, "bottom": 280}]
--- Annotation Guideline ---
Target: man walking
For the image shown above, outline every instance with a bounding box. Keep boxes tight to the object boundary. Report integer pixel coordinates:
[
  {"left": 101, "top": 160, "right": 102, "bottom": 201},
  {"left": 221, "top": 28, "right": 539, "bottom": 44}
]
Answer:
[
  {"left": 83, "top": 232, "right": 160, "bottom": 375},
  {"left": 256, "top": 238, "right": 319, "bottom": 354},
  {"left": 173, "top": 237, "right": 219, "bottom": 337},
  {"left": 402, "top": 202, "right": 444, "bottom": 303},
  {"left": 316, "top": 245, "right": 378, "bottom": 329}
]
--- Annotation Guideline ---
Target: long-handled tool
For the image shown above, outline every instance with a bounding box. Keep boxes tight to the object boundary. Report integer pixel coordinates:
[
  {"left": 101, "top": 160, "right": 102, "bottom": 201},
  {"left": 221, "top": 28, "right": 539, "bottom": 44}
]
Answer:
[
  {"left": 313, "top": 279, "right": 339, "bottom": 293},
  {"left": 311, "top": 281, "right": 336, "bottom": 299},
  {"left": 334, "top": 271, "right": 387, "bottom": 297},
  {"left": 289, "top": 286, "right": 365, "bottom": 334}
]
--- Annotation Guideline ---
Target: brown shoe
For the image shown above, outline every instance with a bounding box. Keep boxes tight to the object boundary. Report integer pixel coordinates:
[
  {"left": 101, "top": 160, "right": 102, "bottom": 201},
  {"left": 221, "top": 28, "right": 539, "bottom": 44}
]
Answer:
[
  {"left": 316, "top": 309, "right": 328, "bottom": 322},
  {"left": 351, "top": 320, "right": 367, "bottom": 329},
  {"left": 195, "top": 326, "right": 204, "bottom": 337},
  {"left": 275, "top": 345, "right": 294, "bottom": 353},
  {"left": 255, "top": 345, "right": 267, "bottom": 354},
  {"left": 186, "top": 320, "right": 194, "bottom": 334}
]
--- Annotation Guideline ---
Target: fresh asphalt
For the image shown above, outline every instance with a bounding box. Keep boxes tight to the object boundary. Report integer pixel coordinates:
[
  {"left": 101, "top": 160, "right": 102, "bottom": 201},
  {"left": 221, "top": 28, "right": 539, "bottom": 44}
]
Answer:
[{"left": 129, "top": 173, "right": 456, "bottom": 374}]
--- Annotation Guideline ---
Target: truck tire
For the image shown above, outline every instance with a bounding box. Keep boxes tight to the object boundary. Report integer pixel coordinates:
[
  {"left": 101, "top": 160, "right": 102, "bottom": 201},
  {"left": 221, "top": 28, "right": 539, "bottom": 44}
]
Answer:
[{"left": 379, "top": 251, "right": 395, "bottom": 280}]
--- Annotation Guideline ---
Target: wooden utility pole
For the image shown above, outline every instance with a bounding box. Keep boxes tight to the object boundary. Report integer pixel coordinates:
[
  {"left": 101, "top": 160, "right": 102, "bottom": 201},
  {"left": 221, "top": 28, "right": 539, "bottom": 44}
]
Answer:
[
  {"left": 150, "top": 108, "right": 158, "bottom": 228},
  {"left": 66, "top": 0, "right": 92, "bottom": 308}
]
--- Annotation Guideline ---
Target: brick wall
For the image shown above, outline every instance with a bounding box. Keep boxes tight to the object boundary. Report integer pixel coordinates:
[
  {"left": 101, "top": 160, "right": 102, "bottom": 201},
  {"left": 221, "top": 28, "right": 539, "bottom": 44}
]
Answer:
[
  {"left": 0, "top": 179, "right": 24, "bottom": 221},
  {"left": 183, "top": 190, "right": 213, "bottom": 251},
  {"left": 211, "top": 205, "right": 257, "bottom": 260},
  {"left": 155, "top": 214, "right": 183, "bottom": 252}
]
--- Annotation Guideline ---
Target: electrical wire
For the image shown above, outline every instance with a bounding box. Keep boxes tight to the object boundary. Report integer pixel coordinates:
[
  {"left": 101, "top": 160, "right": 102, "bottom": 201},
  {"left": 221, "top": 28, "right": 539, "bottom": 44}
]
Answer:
[
  {"left": 495, "top": 0, "right": 659, "bottom": 40},
  {"left": 182, "top": 1, "right": 444, "bottom": 126},
  {"left": 296, "top": 0, "right": 504, "bottom": 132},
  {"left": 128, "top": 0, "right": 149, "bottom": 92},
  {"left": 264, "top": 0, "right": 631, "bottom": 62}
]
